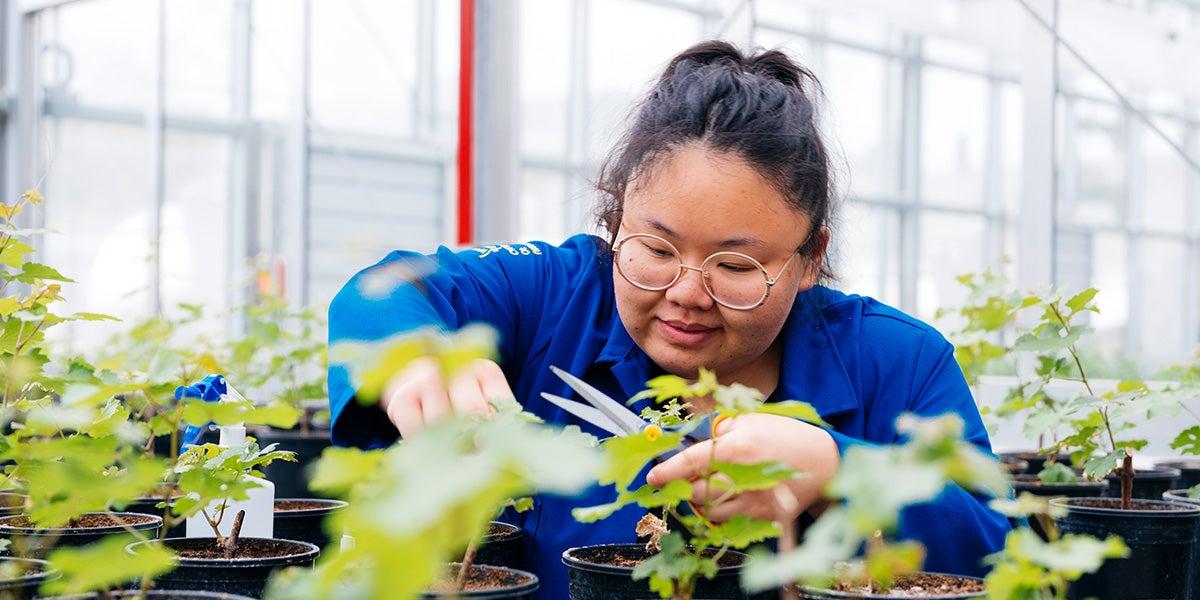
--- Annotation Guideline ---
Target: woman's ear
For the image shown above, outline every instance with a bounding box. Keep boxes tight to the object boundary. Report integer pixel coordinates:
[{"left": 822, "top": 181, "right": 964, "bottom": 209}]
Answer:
[{"left": 799, "top": 226, "right": 831, "bottom": 289}]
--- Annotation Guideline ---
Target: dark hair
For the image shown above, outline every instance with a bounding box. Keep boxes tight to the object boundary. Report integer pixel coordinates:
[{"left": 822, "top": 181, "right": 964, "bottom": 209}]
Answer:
[{"left": 594, "top": 40, "right": 836, "bottom": 280}]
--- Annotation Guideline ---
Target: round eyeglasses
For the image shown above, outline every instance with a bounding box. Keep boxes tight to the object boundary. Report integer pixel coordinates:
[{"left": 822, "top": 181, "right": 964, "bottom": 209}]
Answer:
[{"left": 613, "top": 233, "right": 801, "bottom": 310}]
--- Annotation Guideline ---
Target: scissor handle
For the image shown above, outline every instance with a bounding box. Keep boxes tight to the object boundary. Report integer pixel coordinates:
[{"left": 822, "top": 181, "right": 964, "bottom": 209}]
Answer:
[{"left": 710, "top": 412, "right": 731, "bottom": 438}]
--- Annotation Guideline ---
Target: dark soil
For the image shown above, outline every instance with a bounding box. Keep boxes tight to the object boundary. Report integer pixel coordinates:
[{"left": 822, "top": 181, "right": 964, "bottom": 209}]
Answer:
[
  {"left": 829, "top": 573, "right": 985, "bottom": 596},
  {"left": 570, "top": 545, "right": 742, "bottom": 569},
  {"left": 274, "top": 500, "right": 333, "bottom": 512},
  {"left": 169, "top": 537, "right": 310, "bottom": 560},
  {"left": 0, "top": 494, "right": 26, "bottom": 510},
  {"left": 1071, "top": 498, "right": 1193, "bottom": 511},
  {"left": 1, "top": 513, "right": 156, "bottom": 530},
  {"left": 485, "top": 522, "right": 520, "bottom": 541},
  {"left": 1012, "top": 475, "right": 1091, "bottom": 486},
  {"left": 427, "top": 564, "right": 535, "bottom": 592}
]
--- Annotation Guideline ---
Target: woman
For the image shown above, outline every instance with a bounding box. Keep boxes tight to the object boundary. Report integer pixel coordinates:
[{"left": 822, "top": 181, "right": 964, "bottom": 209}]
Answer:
[{"left": 328, "top": 40, "right": 1009, "bottom": 597}]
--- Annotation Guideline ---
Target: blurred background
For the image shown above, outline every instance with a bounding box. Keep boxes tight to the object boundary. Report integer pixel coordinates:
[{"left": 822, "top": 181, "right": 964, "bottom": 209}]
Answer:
[{"left": 0, "top": 0, "right": 1197, "bottom": 376}]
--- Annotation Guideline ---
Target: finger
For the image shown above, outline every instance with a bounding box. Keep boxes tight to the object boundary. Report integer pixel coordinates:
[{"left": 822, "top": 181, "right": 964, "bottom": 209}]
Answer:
[
  {"left": 416, "top": 365, "right": 454, "bottom": 425},
  {"left": 472, "top": 359, "right": 514, "bottom": 413},
  {"left": 383, "top": 358, "right": 443, "bottom": 438},
  {"left": 386, "top": 389, "right": 424, "bottom": 440},
  {"left": 647, "top": 440, "right": 713, "bottom": 487},
  {"left": 687, "top": 479, "right": 729, "bottom": 507},
  {"left": 703, "top": 491, "right": 776, "bottom": 523},
  {"left": 447, "top": 369, "right": 491, "bottom": 418}
]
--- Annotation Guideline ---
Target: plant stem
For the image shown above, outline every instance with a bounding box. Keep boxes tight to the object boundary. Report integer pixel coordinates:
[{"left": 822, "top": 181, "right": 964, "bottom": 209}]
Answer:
[
  {"left": 223, "top": 509, "right": 246, "bottom": 559},
  {"left": 1120, "top": 453, "right": 1133, "bottom": 510},
  {"left": 455, "top": 537, "right": 479, "bottom": 591}
]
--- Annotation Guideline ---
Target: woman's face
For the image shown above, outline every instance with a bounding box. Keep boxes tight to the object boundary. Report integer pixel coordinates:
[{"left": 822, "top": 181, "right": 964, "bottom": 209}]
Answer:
[{"left": 613, "top": 144, "right": 826, "bottom": 381}]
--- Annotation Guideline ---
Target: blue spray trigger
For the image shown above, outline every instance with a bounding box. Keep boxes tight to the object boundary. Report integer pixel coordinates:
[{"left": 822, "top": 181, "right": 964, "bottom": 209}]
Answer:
[{"left": 177, "top": 374, "right": 230, "bottom": 454}]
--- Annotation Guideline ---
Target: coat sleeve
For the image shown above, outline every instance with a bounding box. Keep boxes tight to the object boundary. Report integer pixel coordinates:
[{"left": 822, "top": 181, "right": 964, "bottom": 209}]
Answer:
[
  {"left": 826, "top": 333, "right": 1009, "bottom": 578},
  {"left": 327, "top": 239, "right": 595, "bottom": 449}
]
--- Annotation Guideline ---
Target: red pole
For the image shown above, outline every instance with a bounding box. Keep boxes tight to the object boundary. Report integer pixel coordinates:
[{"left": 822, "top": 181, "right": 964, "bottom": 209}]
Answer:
[{"left": 456, "top": 0, "right": 475, "bottom": 245}]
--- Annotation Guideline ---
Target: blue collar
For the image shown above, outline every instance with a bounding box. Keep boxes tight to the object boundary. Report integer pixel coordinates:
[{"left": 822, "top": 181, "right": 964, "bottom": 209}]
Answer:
[{"left": 597, "top": 282, "right": 860, "bottom": 420}]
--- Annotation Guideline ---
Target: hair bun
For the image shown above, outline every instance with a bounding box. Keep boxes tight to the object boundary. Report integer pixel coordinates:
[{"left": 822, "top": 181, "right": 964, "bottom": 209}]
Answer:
[{"left": 660, "top": 40, "right": 815, "bottom": 94}]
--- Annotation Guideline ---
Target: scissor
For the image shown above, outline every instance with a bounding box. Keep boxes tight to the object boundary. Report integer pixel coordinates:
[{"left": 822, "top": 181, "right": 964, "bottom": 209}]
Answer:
[{"left": 541, "top": 365, "right": 720, "bottom": 447}]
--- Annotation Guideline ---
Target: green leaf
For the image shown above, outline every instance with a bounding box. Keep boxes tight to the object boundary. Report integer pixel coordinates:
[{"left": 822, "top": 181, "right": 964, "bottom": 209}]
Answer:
[
  {"left": 754, "top": 400, "right": 830, "bottom": 428},
  {"left": 865, "top": 540, "right": 925, "bottom": 590},
  {"left": 309, "top": 446, "right": 387, "bottom": 496},
  {"left": 988, "top": 492, "right": 1067, "bottom": 519},
  {"left": 14, "top": 262, "right": 74, "bottom": 284},
  {"left": 1038, "top": 461, "right": 1077, "bottom": 484},
  {"left": 1083, "top": 449, "right": 1126, "bottom": 480},
  {"left": 1065, "top": 288, "right": 1099, "bottom": 316},
  {"left": 702, "top": 515, "right": 780, "bottom": 549},
  {"left": 0, "top": 296, "right": 20, "bottom": 316},
  {"left": 1012, "top": 325, "right": 1084, "bottom": 353},
  {"left": 0, "top": 239, "right": 33, "bottom": 268},
  {"left": 42, "top": 534, "right": 176, "bottom": 595},
  {"left": 709, "top": 460, "right": 803, "bottom": 493},
  {"left": 598, "top": 429, "right": 683, "bottom": 490},
  {"left": 1172, "top": 426, "right": 1200, "bottom": 455},
  {"left": 182, "top": 398, "right": 300, "bottom": 429}
]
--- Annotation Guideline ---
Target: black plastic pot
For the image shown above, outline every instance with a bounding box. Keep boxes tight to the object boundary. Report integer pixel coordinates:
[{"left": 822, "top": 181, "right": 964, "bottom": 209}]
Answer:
[
  {"left": 474, "top": 522, "right": 525, "bottom": 570},
  {"left": 1104, "top": 467, "right": 1182, "bottom": 500},
  {"left": 797, "top": 572, "right": 986, "bottom": 599},
  {"left": 1157, "top": 459, "right": 1200, "bottom": 490},
  {"left": 1000, "top": 456, "right": 1029, "bottom": 475},
  {"left": 999, "top": 451, "right": 1047, "bottom": 476},
  {"left": 0, "top": 557, "right": 56, "bottom": 600},
  {"left": 126, "top": 537, "right": 319, "bottom": 597},
  {"left": 1012, "top": 475, "right": 1110, "bottom": 540},
  {"left": 563, "top": 544, "right": 755, "bottom": 600},
  {"left": 421, "top": 563, "right": 539, "bottom": 599},
  {"left": 0, "top": 495, "right": 26, "bottom": 518},
  {"left": 120, "top": 495, "right": 185, "bottom": 538},
  {"left": 248, "top": 426, "right": 332, "bottom": 499},
  {"left": 0, "top": 513, "right": 162, "bottom": 559},
  {"left": 1051, "top": 497, "right": 1200, "bottom": 599},
  {"left": 41, "top": 591, "right": 256, "bottom": 600},
  {"left": 1163, "top": 489, "right": 1200, "bottom": 600},
  {"left": 273, "top": 498, "right": 347, "bottom": 550}
]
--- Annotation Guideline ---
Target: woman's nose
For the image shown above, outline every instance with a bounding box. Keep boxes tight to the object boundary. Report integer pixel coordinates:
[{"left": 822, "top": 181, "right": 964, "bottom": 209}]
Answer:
[{"left": 664, "top": 266, "right": 715, "bottom": 310}]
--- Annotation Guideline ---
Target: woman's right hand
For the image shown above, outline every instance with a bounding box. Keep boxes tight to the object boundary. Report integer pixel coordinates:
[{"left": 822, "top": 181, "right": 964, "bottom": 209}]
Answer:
[{"left": 379, "top": 357, "right": 516, "bottom": 439}]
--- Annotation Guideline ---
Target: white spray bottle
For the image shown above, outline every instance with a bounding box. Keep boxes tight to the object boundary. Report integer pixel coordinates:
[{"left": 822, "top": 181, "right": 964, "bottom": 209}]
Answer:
[{"left": 185, "top": 381, "right": 275, "bottom": 539}]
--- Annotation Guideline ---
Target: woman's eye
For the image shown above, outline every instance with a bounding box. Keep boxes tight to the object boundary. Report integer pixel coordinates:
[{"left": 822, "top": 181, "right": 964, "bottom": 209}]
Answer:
[
  {"left": 717, "top": 262, "right": 755, "bottom": 273},
  {"left": 640, "top": 242, "right": 674, "bottom": 258}
]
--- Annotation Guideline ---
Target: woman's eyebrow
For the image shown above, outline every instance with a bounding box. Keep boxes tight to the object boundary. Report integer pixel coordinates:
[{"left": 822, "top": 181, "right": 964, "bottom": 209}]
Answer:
[{"left": 644, "top": 218, "right": 767, "bottom": 250}]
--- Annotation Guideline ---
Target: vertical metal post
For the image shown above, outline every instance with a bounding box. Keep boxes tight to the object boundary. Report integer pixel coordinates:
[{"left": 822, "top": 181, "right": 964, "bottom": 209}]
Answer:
[
  {"left": 1017, "top": 0, "right": 1057, "bottom": 294},
  {"left": 147, "top": 0, "right": 166, "bottom": 315},
  {"left": 228, "top": 0, "right": 255, "bottom": 334},
  {"left": 470, "top": 0, "right": 519, "bottom": 244},
  {"left": 983, "top": 68, "right": 1004, "bottom": 266},
  {"left": 292, "top": 0, "right": 311, "bottom": 306},
  {"left": 896, "top": 35, "right": 921, "bottom": 313},
  {"left": 1184, "top": 113, "right": 1199, "bottom": 352},
  {"left": 415, "top": 0, "right": 436, "bottom": 140},
  {"left": 1123, "top": 106, "right": 1142, "bottom": 355},
  {"left": 564, "top": 0, "right": 588, "bottom": 234}
]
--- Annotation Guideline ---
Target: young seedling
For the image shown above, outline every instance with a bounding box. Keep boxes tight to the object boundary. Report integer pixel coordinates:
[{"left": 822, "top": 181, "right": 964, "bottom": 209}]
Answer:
[
  {"left": 572, "top": 369, "right": 826, "bottom": 600},
  {"left": 741, "top": 413, "right": 1010, "bottom": 595}
]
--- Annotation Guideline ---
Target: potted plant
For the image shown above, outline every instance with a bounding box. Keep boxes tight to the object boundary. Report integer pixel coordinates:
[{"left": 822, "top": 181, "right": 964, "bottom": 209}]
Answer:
[
  {"left": 741, "top": 412, "right": 1010, "bottom": 599},
  {"left": 563, "top": 369, "right": 825, "bottom": 600},
  {"left": 262, "top": 327, "right": 602, "bottom": 599}
]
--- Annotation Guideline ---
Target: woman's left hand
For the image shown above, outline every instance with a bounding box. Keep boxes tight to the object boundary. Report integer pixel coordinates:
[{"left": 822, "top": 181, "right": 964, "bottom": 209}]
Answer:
[{"left": 645, "top": 413, "right": 840, "bottom": 523}]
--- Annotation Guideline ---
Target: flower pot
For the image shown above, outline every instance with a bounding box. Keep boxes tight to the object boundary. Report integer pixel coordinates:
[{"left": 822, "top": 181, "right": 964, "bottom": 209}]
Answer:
[
  {"left": 119, "top": 492, "right": 186, "bottom": 538},
  {"left": 797, "top": 572, "right": 986, "bottom": 599},
  {"left": 1104, "top": 467, "right": 1181, "bottom": 500},
  {"left": 1051, "top": 497, "right": 1200, "bottom": 599},
  {"left": 41, "top": 591, "right": 256, "bottom": 600},
  {"left": 273, "top": 498, "right": 347, "bottom": 550},
  {"left": 0, "top": 557, "right": 56, "bottom": 600},
  {"left": 248, "top": 426, "right": 331, "bottom": 499},
  {"left": 0, "top": 495, "right": 26, "bottom": 518},
  {"left": 562, "top": 543, "right": 752, "bottom": 600},
  {"left": 0, "top": 513, "right": 161, "bottom": 559},
  {"left": 1000, "top": 456, "right": 1029, "bottom": 475},
  {"left": 1163, "top": 489, "right": 1200, "bottom": 600},
  {"left": 474, "top": 521, "right": 525, "bottom": 570},
  {"left": 126, "top": 537, "right": 319, "bottom": 597},
  {"left": 1012, "top": 475, "right": 1110, "bottom": 540},
  {"left": 1157, "top": 459, "right": 1200, "bottom": 490},
  {"left": 421, "top": 563, "right": 539, "bottom": 599},
  {"left": 998, "top": 451, "right": 1046, "bottom": 476}
]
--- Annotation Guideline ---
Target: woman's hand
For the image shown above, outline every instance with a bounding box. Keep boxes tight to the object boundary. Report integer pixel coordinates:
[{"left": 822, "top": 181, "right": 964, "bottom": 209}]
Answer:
[
  {"left": 379, "top": 357, "right": 515, "bottom": 439},
  {"left": 645, "top": 413, "right": 839, "bottom": 523}
]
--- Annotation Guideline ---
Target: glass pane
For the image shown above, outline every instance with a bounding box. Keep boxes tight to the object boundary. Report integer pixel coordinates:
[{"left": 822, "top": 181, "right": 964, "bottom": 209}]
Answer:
[
  {"left": 587, "top": 0, "right": 703, "bottom": 158},
  {"left": 922, "top": 37, "right": 989, "bottom": 72},
  {"left": 754, "top": 0, "right": 815, "bottom": 31},
  {"left": 1135, "top": 237, "right": 1188, "bottom": 370},
  {"left": 1067, "top": 100, "right": 1125, "bottom": 227},
  {"left": 518, "top": 167, "right": 568, "bottom": 243},
  {"left": 310, "top": 0, "right": 418, "bottom": 138},
  {"left": 1090, "top": 230, "right": 1128, "bottom": 356},
  {"left": 40, "top": 118, "right": 152, "bottom": 349},
  {"left": 917, "top": 212, "right": 987, "bottom": 318},
  {"left": 252, "top": 0, "right": 302, "bottom": 123},
  {"left": 999, "top": 84, "right": 1023, "bottom": 217},
  {"left": 834, "top": 202, "right": 900, "bottom": 306},
  {"left": 823, "top": 46, "right": 892, "bottom": 199},
  {"left": 165, "top": 0, "right": 233, "bottom": 119},
  {"left": 921, "top": 67, "right": 988, "bottom": 208},
  {"left": 38, "top": 0, "right": 154, "bottom": 111},
  {"left": 160, "top": 131, "right": 232, "bottom": 315},
  {"left": 825, "top": 11, "right": 892, "bottom": 50},
  {"left": 1139, "top": 117, "right": 1187, "bottom": 233},
  {"left": 519, "top": 0, "right": 571, "bottom": 158}
]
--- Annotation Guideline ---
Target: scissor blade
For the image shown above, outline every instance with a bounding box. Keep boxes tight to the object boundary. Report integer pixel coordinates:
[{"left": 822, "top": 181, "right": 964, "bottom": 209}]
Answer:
[
  {"left": 540, "top": 392, "right": 625, "bottom": 436},
  {"left": 550, "top": 365, "right": 647, "bottom": 435}
]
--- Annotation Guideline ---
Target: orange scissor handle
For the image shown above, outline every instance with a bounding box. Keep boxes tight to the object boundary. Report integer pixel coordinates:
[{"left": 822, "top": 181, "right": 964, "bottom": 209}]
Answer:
[{"left": 710, "top": 412, "right": 731, "bottom": 438}]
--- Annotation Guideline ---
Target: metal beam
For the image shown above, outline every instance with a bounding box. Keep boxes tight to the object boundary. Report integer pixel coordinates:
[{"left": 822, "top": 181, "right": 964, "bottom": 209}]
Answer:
[
  {"left": 470, "top": 0, "right": 519, "bottom": 244},
  {"left": 147, "top": 0, "right": 166, "bottom": 315}
]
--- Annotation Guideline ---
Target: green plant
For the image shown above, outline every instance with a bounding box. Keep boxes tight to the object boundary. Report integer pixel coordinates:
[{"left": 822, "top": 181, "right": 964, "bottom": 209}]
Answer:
[
  {"left": 741, "top": 413, "right": 1010, "bottom": 594},
  {"left": 984, "top": 493, "right": 1128, "bottom": 599},
  {"left": 263, "top": 327, "right": 603, "bottom": 600},
  {"left": 572, "top": 369, "right": 826, "bottom": 600}
]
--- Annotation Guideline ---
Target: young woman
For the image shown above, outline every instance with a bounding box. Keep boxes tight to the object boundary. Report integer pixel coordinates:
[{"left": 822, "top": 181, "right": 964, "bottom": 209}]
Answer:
[{"left": 329, "top": 40, "right": 1009, "bottom": 597}]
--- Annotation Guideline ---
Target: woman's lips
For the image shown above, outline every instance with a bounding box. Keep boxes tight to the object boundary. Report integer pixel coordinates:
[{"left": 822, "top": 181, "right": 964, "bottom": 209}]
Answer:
[{"left": 655, "top": 318, "right": 719, "bottom": 345}]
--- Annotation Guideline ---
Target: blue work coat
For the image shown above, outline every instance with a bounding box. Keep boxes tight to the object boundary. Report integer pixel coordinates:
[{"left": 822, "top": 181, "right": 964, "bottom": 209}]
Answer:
[{"left": 328, "top": 234, "right": 1010, "bottom": 598}]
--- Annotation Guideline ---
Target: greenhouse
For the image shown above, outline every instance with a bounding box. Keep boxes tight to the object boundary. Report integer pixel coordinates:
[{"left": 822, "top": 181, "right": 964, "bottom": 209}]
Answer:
[{"left": 0, "top": 0, "right": 1199, "bottom": 598}]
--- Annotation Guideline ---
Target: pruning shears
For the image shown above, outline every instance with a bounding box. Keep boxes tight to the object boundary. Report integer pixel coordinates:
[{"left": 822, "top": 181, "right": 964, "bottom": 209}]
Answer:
[{"left": 540, "top": 366, "right": 727, "bottom": 447}]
